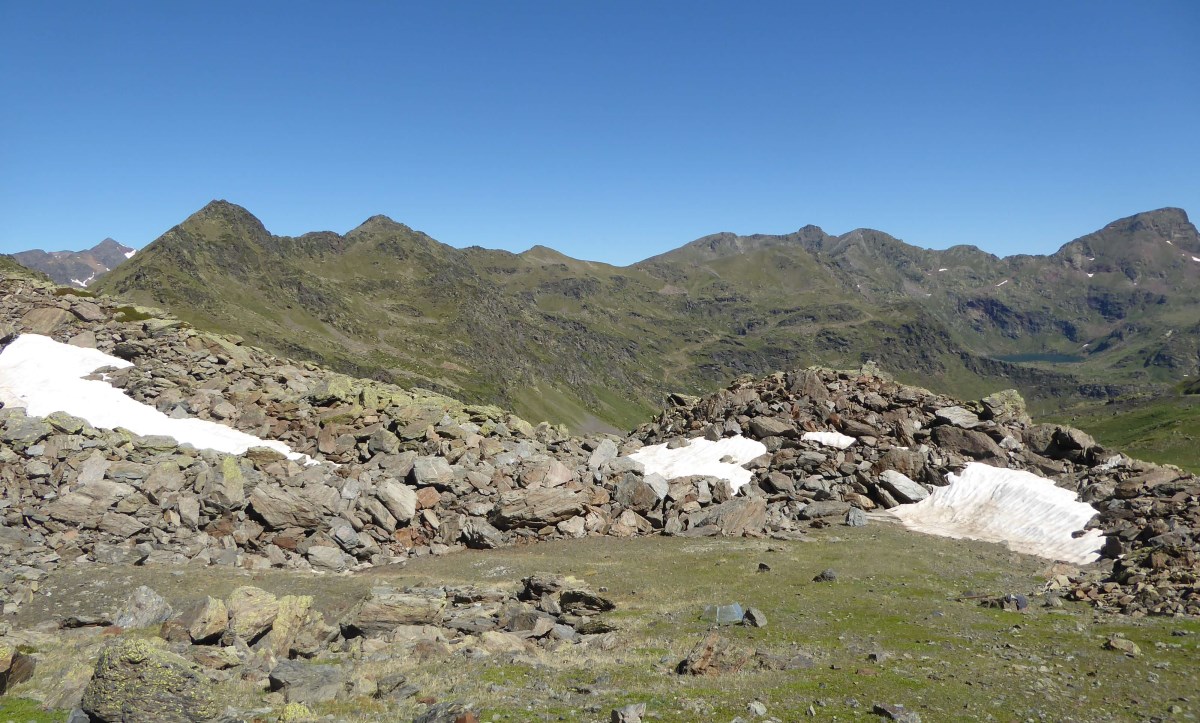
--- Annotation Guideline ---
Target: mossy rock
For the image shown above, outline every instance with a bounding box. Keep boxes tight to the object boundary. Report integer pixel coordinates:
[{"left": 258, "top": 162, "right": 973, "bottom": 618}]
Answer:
[{"left": 80, "top": 638, "right": 220, "bottom": 723}]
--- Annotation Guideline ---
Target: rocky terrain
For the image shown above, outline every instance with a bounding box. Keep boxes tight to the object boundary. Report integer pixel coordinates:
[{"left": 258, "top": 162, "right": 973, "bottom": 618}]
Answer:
[
  {"left": 12, "top": 239, "right": 135, "bottom": 289},
  {"left": 0, "top": 270, "right": 1197, "bottom": 721}
]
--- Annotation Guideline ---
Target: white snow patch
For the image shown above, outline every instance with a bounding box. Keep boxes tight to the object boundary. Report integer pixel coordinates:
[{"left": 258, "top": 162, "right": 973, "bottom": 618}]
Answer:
[
  {"left": 995, "top": 279, "right": 1009, "bottom": 287},
  {"left": 0, "top": 334, "right": 314, "bottom": 463},
  {"left": 888, "top": 463, "right": 1102, "bottom": 564},
  {"left": 802, "top": 431, "right": 857, "bottom": 449},
  {"left": 1087, "top": 256, "right": 1095, "bottom": 261},
  {"left": 1166, "top": 239, "right": 1173, "bottom": 245},
  {"left": 1192, "top": 256, "right": 1200, "bottom": 262},
  {"left": 1087, "top": 273, "right": 1094, "bottom": 278},
  {"left": 70, "top": 271, "right": 97, "bottom": 288},
  {"left": 627, "top": 436, "right": 766, "bottom": 493},
  {"left": 937, "top": 268, "right": 948, "bottom": 272},
  {"left": 124, "top": 249, "right": 137, "bottom": 259}
]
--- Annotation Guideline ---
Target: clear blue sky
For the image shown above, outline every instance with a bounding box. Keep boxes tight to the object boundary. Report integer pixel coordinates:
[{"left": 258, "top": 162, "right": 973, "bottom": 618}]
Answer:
[{"left": 2, "top": 2, "right": 1197, "bottom": 264}]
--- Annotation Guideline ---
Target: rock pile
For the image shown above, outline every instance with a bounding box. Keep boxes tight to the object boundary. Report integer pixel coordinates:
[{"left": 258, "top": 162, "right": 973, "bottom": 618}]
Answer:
[
  {"left": 66, "top": 573, "right": 615, "bottom": 719},
  {"left": 632, "top": 369, "right": 1199, "bottom": 616}
]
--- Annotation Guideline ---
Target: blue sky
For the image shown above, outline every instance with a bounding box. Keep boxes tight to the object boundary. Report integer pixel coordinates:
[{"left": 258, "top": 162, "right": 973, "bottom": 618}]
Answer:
[{"left": 1, "top": 2, "right": 1197, "bottom": 264}]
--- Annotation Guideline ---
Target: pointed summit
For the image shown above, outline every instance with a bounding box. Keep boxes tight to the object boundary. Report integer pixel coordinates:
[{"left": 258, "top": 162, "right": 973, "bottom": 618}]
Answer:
[{"left": 348, "top": 214, "right": 412, "bottom": 235}]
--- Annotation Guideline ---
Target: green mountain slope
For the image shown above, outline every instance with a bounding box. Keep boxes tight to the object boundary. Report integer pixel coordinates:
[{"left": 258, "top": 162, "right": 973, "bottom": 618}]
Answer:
[{"left": 93, "top": 201, "right": 1199, "bottom": 430}]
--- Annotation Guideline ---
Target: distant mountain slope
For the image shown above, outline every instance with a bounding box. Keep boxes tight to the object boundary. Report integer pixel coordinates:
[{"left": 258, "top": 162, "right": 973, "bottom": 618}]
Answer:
[
  {"left": 13, "top": 237, "right": 136, "bottom": 287},
  {"left": 94, "top": 201, "right": 1199, "bottom": 430}
]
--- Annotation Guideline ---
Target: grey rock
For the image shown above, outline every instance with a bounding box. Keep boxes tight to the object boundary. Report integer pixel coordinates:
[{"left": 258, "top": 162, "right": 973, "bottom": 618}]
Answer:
[
  {"left": 873, "top": 703, "right": 922, "bottom": 722},
  {"left": 742, "top": 607, "right": 767, "bottom": 628},
  {"left": 377, "top": 480, "right": 418, "bottom": 523},
  {"left": 934, "top": 406, "right": 980, "bottom": 429},
  {"left": 114, "top": 586, "right": 173, "bottom": 629},
  {"left": 411, "top": 456, "right": 454, "bottom": 487},
  {"left": 587, "top": 438, "right": 619, "bottom": 469},
  {"left": 489, "top": 488, "right": 586, "bottom": 530},
  {"left": 344, "top": 587, "right": 447, "bottom": 636},
  {"left": 748, "top": 416, "right": 794, "bottom": 439},
  {"left": 248, "top": 484, "right": 321, "bottom": 529},
  {"left": 878, "top": 470, "right": 929, "bottom": 504},
  {"left": 268, "top": 659, "right": 346, "bottom": 704},
  {"left": 307, "top": 545, "right": 349, "bottom": 573},
  {"left": 845, "top": 507, "right": 868, "bottom": 527}
]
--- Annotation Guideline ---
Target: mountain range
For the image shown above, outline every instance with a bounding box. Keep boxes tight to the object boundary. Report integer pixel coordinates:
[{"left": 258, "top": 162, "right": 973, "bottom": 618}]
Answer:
[
  {"left": 53, "top": 201, "right": 1200, "bottom": 431},
  {"left": 12, "top": 237, "right": 136, "bottom": 288}
]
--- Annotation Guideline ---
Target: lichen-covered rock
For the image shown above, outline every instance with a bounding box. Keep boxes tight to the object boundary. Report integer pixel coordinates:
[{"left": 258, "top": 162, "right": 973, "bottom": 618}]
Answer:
[
  {"left": 226, "top": 586, "right": 279, "bottom": 643},
  {"left": 80, "top": 638, "right": 220, "bottom": 722}
]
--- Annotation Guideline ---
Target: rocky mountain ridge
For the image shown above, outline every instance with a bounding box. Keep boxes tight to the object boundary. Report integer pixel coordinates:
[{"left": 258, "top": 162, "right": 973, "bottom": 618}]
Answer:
[
  {"left": 12, "top": 238, "right": 135, "bottom": 289},
  {"left": 91, "top": 201, "right": 1200, "bottom": 431}
]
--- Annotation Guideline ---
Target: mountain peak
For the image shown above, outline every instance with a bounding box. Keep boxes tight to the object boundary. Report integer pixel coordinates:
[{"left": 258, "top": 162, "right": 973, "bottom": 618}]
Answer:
[
  {"left": 181, "top": 200, "right": 270, "bottom": 238},
  {"left": 350, "top": 214, "right": 410, "bottom": 234}
]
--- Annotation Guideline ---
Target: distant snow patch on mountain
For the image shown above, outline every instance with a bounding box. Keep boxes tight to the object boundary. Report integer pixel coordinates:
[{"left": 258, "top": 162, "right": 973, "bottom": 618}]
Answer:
[
  {"left": 0, "top": 334, "right": 314, "bottom": 463},
  {"left": 888, "top": 463, "right": 1102, "bottom": 564}
]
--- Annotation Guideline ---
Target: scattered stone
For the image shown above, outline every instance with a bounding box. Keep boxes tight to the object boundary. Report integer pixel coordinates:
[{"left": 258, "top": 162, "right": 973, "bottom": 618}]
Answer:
[
  {"left": 742, "top": 607, "right": 767, "bottom": 628},
  {"left": 872, "top": 702, "right": 921, "bottom": 722},
  {"left": 1104, "top": 635, "right": 1141, "bottom": 657},
  {"left": 813, "top": 569, "right": 838, "bottom": 583}
]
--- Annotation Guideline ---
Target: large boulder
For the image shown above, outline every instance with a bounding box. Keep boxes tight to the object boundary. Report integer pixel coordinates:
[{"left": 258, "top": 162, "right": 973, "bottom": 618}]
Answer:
[
  {"left": 878, "top": 470, "right": 929, "bottom": 504},
  {"left": 248, "top": 484, "right": 322, "bottom": 529},
  {"left": 489, "top": 489, "right": 587, "bottom": 530},
  {"left": 343, "top": 587, "right": 447, "bottom": 637},
  {"left": 80, "top": 639, "right": 220, "bottom": 723}
]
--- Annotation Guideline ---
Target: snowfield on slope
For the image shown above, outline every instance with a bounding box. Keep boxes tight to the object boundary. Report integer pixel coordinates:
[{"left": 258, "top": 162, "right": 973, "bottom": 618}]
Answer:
[
  {"left": 889, "top": 463, "right": 1103, "bottom": 564},
  {"left": 0, "top": 334, "right": 312, "bottom": 462}
]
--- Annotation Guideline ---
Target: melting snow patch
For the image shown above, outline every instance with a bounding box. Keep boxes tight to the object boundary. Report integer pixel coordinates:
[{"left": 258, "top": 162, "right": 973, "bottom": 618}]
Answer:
[
  {"left": 1192, "top": 256, "right": 1200, "bottom": 262},
  {"left": 937, "top": 268, "right": 948, "bottom": 272},
  {"left": 995, "top": 279, "right": 1009, "bottom": 287},
  {"left": 1087, "top": 273, "right": 1094, "bottom": 278},
  {"left": 627, "top": 436, "right": 766, "bottom": 493},
  {"left": 0, "top": 334, "right": 314, "bottom": 463},
  {"left": 888, "top": 463, "right": 1102, "bottom": 564},
  {"left": 802, "top": 431, "right": 857, "bottom": 449},
  {"left": 124, "top": 248, "right": 137, "bottom": 259}
]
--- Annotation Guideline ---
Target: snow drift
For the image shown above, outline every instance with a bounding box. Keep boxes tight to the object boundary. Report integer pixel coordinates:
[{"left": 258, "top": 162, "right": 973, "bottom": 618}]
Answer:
[
  {"left": 888, "top": 462, "right": 1103, "bottom": 564},
  {"left": 0, "top": 334, "right": 310, "bottom": 462}
]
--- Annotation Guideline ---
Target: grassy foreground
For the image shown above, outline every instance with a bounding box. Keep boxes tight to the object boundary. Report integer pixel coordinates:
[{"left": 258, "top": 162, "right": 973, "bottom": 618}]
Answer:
[{"left": 6, "top": 522, "right": 1199, "bottom": 722}]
